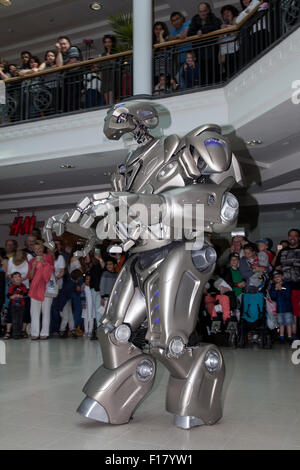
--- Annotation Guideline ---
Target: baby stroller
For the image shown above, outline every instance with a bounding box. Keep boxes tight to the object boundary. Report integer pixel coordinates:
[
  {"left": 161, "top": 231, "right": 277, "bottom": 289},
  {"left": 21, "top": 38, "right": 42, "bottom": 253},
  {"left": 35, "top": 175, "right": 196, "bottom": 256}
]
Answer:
[
  {"left": 204, "top": 291, "right": 239, "bottom": 348},
  {"left": 239, "top": 292, "right": 272, "bottom": 348}
]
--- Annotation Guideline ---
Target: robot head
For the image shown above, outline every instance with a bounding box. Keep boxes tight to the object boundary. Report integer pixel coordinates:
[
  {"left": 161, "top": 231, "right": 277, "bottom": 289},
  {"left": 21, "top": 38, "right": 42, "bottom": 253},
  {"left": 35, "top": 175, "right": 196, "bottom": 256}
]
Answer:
[{"left": 103, "top": 101, "right": 159, "bottom": 142}]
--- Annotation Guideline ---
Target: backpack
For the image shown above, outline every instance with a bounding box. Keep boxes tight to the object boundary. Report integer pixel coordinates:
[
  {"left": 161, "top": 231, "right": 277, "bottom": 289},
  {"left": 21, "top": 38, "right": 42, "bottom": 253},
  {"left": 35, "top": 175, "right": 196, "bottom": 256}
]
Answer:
[{"left": 242, "top": 292, "right": 264, "bottom": 322}]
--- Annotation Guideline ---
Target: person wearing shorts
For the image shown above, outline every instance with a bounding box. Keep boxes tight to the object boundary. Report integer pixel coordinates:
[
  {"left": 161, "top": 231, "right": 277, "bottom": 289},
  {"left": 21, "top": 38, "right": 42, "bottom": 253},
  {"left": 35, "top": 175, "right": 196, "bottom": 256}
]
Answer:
[{"left": 270, "top": 271, "right": 294, "bottom": 344}]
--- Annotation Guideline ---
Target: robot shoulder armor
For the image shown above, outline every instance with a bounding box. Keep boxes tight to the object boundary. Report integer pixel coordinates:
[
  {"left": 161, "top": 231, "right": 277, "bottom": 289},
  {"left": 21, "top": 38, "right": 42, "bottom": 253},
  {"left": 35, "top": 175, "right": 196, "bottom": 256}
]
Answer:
[{"left": 163, "top": 135, "right": 181, "bottom": 163}]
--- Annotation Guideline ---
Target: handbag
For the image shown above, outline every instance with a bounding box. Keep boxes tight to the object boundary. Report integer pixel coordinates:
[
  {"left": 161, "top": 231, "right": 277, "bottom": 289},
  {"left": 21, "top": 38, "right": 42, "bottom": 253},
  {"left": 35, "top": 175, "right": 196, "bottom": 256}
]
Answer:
[{"left": 45, "top": 275, "right": 59, "bottom": 298}]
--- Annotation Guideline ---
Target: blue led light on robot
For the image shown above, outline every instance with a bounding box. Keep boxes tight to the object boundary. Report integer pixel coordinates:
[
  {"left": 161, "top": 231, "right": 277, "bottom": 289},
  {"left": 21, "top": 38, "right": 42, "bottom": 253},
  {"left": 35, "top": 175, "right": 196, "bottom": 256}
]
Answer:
[
  {"left": 204, "top": 138, "right": 224, "bottom": 147},
  {"left": 154, "top": 290, "right": 159, "bottom": 297},
  {"left": 154, "top": 305, "right": 159, "bottom": 310},
  {"left": 154, "top": 318, "right": 160, "bottom": 324}
]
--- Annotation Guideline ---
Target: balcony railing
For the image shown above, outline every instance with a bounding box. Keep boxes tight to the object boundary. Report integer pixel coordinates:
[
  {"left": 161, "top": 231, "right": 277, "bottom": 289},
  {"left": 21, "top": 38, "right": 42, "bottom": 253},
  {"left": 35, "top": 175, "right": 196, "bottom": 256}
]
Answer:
[{"left": 0, "top": 0, "right": 299, "bottom": 126}]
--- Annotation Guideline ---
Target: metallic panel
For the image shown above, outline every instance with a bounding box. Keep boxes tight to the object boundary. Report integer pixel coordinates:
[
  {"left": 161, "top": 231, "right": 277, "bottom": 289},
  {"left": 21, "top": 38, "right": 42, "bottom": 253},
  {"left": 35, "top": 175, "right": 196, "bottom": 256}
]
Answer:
[{"left": 82, "top": 354, "right": 156, "bottom": 425}]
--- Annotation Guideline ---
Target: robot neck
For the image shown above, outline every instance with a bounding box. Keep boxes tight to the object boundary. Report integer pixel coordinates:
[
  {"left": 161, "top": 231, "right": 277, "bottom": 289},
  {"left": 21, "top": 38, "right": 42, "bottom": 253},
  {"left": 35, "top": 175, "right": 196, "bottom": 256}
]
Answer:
[{"left": 132, "top": 124, "right": 154, "bottom": 145}]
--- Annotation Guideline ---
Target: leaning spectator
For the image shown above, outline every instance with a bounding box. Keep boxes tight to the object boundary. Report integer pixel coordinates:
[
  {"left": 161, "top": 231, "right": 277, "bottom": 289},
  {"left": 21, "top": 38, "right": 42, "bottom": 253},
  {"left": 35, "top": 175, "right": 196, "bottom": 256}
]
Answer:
[
  {"left": 20, "top": 51, "right": 32, "bottom": 70},
  {"left": 6, "top": 64, "right": 19, "bottom": 78},
  {"left": 180, "top": 51, "right": 200, "bottom": 90},
  {"left": 276, "top": 229, "right": 300, "bottom": 337},
  {"left": 39, "top": 50, "right": 57, "bottom": 71},
  {"left": 219, "top": 5, "right": 240, "bottom": 78},
  {"left": 188, "top": 2, "right": 222, "bottom": 36},
  {"left": 55, "top": 36, "right": 82, "bottom": 67},
  {"left": 270, "top": 270, "right": 293, "bottom": 344},
  {"left": 169, "top": 11, "right": 191, "bottom": 67},
  {"left": 169, "top": 11, "right": 191, "bottom": 41},
  {"left": 188, "top": 3, "right": 222, "bottom": 85},
  {"left": 28, "top": 240, "right": 54, "bottom": 340},
  {"left": 153, "top": 21, "right": 169, "bottom": 44},
  {"left": 55, "top": 36, "right": 83, "bottom": 112}
]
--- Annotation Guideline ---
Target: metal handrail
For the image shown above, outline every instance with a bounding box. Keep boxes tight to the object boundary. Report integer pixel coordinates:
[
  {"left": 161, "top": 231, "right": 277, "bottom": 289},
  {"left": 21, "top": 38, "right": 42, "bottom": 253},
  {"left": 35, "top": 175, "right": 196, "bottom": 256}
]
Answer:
[{"left": 4, "top": 1, "right": 263, "bottom": 84}]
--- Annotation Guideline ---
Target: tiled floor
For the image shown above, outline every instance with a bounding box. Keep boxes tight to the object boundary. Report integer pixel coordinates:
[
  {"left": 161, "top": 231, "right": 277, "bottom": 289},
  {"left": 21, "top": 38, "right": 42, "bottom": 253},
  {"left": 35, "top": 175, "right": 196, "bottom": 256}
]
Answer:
[{"left": 0, "top": 337, "right": 300, "bottom": 450}]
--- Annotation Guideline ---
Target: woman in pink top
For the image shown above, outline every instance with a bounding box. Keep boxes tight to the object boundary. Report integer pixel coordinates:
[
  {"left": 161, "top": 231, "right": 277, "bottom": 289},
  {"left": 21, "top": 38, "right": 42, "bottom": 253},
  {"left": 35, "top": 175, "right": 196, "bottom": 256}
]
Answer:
[{"left": 28, "top": 240, "right": 54, "bottom": 340}]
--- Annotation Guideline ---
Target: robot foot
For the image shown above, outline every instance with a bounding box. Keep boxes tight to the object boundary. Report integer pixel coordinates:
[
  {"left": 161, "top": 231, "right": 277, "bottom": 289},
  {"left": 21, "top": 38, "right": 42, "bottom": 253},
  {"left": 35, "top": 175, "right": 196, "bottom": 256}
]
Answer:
[
  {"left": 77, "top": 397, "right": 109, "bottom": 423},
  {"left": 174, "top": 415, "right": 204, "bottom": 430}
]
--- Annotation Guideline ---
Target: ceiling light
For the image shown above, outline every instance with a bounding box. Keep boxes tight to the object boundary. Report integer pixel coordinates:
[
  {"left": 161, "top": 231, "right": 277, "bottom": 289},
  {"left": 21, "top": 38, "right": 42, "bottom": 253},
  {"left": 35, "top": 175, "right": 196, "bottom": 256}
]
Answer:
[
  {"left": 60, "top": 164, "right": 75, "bottom": 169},
  {"left": 90, "top": 2, "right": 103, "bottom": 11},
  {"left": 0, "top": 0, "right": 12, "bottom": 7},
  {"left": 10, "top": 209, "right": 18, "bottom": 213},
  {"left": 246, "top": 140, "right": 263, "bottom": 146},
  {"left": 39, "top": 180, "right": 45, "bottom": 185}
]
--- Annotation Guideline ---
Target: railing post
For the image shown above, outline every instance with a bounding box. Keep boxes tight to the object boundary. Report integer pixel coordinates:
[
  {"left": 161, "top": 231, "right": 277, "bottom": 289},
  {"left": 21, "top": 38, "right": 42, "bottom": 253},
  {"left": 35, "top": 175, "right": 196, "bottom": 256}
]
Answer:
[{"left": 133, "top": 0, "right": 152, "bottom": 96}]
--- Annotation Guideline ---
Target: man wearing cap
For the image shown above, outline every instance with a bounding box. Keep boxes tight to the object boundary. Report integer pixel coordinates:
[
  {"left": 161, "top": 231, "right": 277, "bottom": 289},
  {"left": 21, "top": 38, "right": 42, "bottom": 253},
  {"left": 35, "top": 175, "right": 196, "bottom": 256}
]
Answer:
[{"left": 276, "top": 229, "right": 300, "bottom": 337}]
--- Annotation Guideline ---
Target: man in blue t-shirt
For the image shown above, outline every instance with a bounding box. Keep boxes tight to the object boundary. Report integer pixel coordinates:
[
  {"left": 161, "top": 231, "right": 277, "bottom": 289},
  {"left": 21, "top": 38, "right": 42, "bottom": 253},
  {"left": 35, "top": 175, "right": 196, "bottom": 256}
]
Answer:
[{"left": 169, "top": 11, "right": 191, "bottom": 65}]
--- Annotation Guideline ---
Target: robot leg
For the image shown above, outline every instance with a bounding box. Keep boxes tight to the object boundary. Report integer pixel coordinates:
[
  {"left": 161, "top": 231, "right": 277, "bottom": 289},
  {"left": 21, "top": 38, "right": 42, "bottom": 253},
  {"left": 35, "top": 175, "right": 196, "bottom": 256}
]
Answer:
[
  {"left": 77, "top": 257, "right": 156, "bottom": 425},
  {"left": 152, "top": 344, "right": 225, "bottom": 429},
  {"left": 145, "top": 241, "right": 225, "bottom": 429}
]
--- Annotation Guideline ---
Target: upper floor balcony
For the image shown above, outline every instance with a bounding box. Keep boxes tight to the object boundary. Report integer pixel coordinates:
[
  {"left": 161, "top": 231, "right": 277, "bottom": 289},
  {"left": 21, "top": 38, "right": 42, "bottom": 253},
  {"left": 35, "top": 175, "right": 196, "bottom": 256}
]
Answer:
[{"left": 0, "top": 0, "right": 297, "bottom": 126}]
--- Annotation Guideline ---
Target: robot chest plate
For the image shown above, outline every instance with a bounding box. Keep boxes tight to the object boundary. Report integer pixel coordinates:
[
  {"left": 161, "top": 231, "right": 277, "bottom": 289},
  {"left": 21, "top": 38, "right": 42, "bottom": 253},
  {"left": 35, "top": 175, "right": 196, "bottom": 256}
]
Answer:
[{"left": 125, "top": 142, "right": 186, "bottom": 195}]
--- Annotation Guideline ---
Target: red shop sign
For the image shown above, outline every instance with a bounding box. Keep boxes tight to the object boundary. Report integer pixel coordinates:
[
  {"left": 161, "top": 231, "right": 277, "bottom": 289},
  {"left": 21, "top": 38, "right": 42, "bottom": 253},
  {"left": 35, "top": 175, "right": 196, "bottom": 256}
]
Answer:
[{"left": 9, "top": 216, "right": 36, "bottom": 236}]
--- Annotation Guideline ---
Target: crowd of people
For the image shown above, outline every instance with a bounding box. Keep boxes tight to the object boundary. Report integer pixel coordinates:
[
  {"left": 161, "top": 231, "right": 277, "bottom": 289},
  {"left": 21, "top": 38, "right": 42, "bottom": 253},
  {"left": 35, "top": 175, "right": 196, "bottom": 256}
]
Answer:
[
  {"left": 0, "top": 0, "right": 271, "bottom": 123},
  {"left": 0, "top": 230, "right": 126, "bottom": 340},
  {"left": 0, "top": 227, "right": 299, "bottom": 346},
  {"left": 203, "top": 229, "right": 300, "bottom": 346}
]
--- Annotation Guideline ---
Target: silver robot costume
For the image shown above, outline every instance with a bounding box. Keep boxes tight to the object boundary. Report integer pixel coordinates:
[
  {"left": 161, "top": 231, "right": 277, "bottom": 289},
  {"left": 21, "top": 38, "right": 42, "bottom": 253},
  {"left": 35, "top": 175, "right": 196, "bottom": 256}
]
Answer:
[{"left": 43, "top": 101, "right": 243, "bottom": 430}]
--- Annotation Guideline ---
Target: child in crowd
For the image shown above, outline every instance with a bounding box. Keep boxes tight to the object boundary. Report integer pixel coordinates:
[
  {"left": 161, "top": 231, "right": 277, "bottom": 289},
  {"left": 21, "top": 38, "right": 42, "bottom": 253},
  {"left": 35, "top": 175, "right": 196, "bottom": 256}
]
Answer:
[
  {"left": 239, "top": 244, "right": 268, "bottom": 292},
  {"left": 5, "top": 272, "right": 28, "bottom": 339},
  {"left": 256, "top": 238, "right": 274, "bottom": 266},
  {"left": 269, "top": 270, "right": 294, "bottom": 344},
  {"left": 98, "top": 258, "right": 118, "bottom": 324},
  {"left": 58, "top": 269, "right": 83, "bottom": 338},
  {"left": 81, "top": 273, "right": 95, "bottom": 337},
  {"left": 180, "top": 51, "right": 200, "bottom": 90}
]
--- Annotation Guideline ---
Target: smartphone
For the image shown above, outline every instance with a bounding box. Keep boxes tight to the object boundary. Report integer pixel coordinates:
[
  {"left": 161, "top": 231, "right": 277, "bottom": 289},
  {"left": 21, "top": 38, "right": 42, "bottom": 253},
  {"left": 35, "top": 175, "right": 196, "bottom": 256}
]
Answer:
[
  {"left": 277, "top": 244, "right": 283, "bottom": 251},
  {"left": 95, "top": 248, "right": 101, "bottom": 254}
]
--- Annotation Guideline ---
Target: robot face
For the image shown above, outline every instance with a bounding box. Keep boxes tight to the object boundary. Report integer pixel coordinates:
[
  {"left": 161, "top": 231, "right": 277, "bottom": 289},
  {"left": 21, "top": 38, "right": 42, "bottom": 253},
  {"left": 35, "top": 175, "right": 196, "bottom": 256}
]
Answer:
[{"left": 103, "top": 102, "right": 159, "bottom": 141}]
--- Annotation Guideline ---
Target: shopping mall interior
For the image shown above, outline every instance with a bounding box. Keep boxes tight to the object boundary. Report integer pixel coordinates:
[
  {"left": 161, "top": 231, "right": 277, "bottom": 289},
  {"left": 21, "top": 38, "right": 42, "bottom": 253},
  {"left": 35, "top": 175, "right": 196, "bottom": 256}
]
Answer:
[{"left": 0, "top": 0, "right": 300, "bottom": 452}]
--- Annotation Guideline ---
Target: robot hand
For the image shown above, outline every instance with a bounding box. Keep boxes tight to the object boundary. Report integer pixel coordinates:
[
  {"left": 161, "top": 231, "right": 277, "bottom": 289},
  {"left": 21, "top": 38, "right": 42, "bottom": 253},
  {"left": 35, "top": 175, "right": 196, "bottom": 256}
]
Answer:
[{"left": 43, "top": 191, "right": 113, "bottom": 254}]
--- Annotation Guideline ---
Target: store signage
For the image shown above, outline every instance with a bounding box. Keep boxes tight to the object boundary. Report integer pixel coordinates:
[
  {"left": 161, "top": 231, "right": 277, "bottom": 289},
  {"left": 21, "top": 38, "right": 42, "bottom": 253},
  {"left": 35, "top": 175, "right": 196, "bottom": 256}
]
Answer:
[{"left": 9, "top": 216, "right": 36, "bottom": 236}]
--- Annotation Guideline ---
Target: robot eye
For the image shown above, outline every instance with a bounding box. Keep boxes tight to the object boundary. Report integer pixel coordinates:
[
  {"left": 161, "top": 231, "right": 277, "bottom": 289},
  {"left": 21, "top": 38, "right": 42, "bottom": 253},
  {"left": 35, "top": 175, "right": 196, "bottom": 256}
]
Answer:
[{"left": 116, "top": 113, "right": 128, "bottom": 123}]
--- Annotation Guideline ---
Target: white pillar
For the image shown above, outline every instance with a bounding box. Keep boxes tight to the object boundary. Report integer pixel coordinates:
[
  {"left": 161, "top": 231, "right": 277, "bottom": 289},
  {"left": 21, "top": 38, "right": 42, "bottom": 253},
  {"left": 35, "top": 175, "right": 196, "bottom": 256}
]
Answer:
[{"left": 133, "top": 0, "right": 152, "bottom": 96}]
